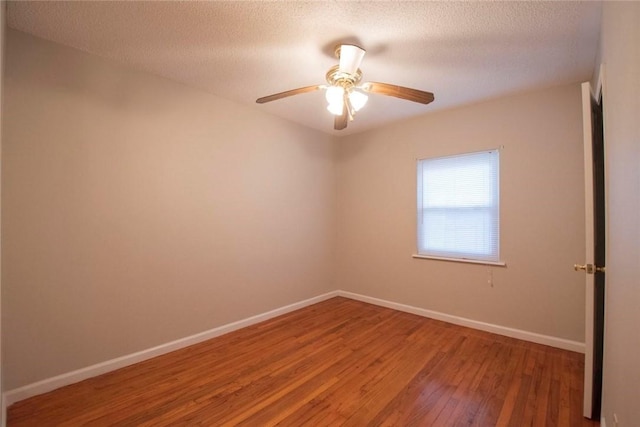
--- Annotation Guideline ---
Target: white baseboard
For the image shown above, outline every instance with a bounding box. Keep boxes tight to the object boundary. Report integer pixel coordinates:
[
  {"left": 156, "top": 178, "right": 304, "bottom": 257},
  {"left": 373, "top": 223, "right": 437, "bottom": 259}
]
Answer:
[
  {"left": 2, "top": 291, "right": 339, "bottom": 408},
  {"left": 336, "top": 291, "right": 586, "bottom": 354},
  {"left": 2, "top": 289, "right": 585, "bottom": 415}
]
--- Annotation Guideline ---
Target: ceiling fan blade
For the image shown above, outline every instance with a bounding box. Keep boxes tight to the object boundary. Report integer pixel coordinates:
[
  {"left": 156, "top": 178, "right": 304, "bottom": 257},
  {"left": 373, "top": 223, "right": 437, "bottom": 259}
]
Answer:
[
  {"left": 334, "top": 104, "right": 348, "bottom": 130},
  {"left": 256, "top": 85, "right": 323, "bottom": 104},
  {"left": 338, "top": 44, "right": 366, "bottom": 75},
  {"left": 361, "top": 82, "right": 434, "bottom": 105}
]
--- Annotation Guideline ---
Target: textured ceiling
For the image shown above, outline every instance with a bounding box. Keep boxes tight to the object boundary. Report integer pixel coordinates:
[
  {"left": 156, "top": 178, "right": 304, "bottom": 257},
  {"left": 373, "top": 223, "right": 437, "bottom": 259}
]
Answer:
[{"left": 7, "top": 1, "right": 602, "bottom": 137}]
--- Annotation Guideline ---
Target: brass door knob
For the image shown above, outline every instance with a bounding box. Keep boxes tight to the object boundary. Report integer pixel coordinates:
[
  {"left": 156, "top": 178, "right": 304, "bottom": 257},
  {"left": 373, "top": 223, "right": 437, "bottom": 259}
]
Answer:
[
  {"left": 574, "top": 263, "right": 594, "bottom": 273},
  {"left": 574, "top": 264, "right": 605, "bottom": 274}
]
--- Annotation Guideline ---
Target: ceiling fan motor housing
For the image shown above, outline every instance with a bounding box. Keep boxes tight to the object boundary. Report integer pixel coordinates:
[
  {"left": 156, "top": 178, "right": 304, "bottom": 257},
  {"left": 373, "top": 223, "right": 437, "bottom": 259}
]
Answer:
[{"left": 326, "top": 65, "right": 362, "bottom": 89}]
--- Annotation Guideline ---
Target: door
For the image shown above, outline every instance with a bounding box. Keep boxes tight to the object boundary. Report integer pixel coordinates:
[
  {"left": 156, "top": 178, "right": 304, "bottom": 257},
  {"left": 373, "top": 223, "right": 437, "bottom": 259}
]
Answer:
[{"left": 577, "top": 81, "right": 605, "bottom": 420}]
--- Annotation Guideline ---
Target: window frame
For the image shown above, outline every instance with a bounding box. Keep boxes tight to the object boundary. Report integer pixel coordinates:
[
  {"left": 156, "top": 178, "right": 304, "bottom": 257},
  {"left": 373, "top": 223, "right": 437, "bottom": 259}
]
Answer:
[{"left": 414, "top": 149, "right": 505, "bottom": 266}]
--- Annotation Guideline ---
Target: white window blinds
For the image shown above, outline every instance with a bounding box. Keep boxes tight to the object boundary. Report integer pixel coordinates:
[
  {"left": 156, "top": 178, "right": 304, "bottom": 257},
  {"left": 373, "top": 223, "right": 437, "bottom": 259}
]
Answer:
[{"left": 417, "top": 150, "right": 500, "bottom": 262}]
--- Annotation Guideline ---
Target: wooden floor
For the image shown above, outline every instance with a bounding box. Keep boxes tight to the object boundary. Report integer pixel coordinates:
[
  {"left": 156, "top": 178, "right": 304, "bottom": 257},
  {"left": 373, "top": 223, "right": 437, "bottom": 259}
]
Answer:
[{"left": 9, "top": 297, "right": 598, "bottom": 426}]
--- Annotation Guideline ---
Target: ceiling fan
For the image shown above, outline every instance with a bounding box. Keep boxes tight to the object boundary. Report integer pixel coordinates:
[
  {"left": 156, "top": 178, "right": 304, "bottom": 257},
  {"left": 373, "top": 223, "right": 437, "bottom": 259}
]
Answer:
[{"left": 256, "top": 44, "right": 435, "bottom": 131}]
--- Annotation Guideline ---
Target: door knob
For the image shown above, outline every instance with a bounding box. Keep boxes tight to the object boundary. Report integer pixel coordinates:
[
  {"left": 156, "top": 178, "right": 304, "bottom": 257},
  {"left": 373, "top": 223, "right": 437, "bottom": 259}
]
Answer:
[
  {"left": 574, "top": 264, "right": 605, "bottom": 274},
  {"left": 574, "top": 264, "right": 594, "bottom": 273}
]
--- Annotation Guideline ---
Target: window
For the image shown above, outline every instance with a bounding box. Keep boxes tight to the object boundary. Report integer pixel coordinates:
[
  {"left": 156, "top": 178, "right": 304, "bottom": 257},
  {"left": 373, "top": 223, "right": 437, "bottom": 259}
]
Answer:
[{"left": 416, "top": 149, "right": 500, "bottom": 263}]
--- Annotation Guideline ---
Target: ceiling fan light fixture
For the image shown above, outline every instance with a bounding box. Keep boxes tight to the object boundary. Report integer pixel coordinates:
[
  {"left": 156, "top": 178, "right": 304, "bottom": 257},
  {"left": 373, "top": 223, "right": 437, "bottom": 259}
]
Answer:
[
  {"left": 326, "top": 85, "right": 345, "bottom": 115},
  {"left": 348, "top": 90, "right": 368, "bottom": 112},
  {"left": 327, "top": 100, "right": 344, "bottom": 115},
  {"left": 325, "top": 85, "right": 344, "bottom": 104}
]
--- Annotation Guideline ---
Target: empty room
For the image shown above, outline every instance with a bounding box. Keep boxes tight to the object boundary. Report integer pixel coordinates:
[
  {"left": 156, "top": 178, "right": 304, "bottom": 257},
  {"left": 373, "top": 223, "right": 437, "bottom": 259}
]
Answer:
[{"left": 1, "top": 1, "right": 638, "bottom": 426}]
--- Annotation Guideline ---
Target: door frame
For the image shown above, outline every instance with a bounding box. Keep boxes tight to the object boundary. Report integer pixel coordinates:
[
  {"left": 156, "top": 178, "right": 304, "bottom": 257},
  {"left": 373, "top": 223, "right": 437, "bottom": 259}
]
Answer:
[
  {"left": 581, "top": 81, "right": 595, "bottom": 419},
  {"left": 581, "top": 68, "right": 606, "bottom": 420}
]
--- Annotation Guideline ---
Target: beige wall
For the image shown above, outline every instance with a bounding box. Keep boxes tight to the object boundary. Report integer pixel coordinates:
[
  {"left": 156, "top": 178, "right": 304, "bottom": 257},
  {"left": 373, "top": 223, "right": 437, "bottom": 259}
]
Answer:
[
  {"left": 1, "top": 30, "right": 336, "bottom": 390},
  {"left": 336, "top": 84, "right": 586, "bottom": 342},
  {"left": 598, "top": 2, "right": 640, "bottom": 425}
]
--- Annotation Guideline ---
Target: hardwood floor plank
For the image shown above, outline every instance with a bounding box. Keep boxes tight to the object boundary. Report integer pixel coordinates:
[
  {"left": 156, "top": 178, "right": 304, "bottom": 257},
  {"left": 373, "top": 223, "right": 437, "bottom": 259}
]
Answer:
[{"left": 7, "top": 297, "right": 599, "bottom": 427}]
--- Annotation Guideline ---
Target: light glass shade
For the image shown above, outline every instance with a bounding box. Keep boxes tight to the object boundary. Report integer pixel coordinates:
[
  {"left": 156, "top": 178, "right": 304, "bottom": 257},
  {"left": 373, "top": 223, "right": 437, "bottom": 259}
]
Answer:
[
  {"left": 327, "top": 100, "right": 344, "bottom": 115},
  {"left": 348, "top": 90, "right": 368, "bottom": 111},
  {"left": 326, "top": 86, "right": 345, "bottom": 115},
  {"left": 325, "top": 86, "right": 344, "bottom": 104}
]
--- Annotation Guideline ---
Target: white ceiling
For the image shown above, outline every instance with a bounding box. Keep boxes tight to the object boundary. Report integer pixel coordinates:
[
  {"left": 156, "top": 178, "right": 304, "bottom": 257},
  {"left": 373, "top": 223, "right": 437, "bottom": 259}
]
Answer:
[{"left": 6, "top": 1, "right": 602, "bottom": 137}]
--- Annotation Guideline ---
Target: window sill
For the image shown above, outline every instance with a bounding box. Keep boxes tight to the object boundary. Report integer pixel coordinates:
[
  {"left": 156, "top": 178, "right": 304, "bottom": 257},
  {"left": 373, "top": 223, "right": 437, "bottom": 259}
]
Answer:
[{"left": 412, "top": 254, "right": 507, "bottom": 267}]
